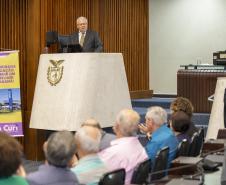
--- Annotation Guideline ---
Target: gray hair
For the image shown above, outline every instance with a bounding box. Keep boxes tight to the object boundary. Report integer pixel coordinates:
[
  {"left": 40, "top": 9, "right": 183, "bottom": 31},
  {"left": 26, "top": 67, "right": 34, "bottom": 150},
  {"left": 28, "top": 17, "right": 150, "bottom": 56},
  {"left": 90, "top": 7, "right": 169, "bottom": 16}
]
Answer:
[
  {"left": 75, "top": 126, "right": 101, "bottom": 153},
  {"left": 44, "top": 131, "right": 76, "bottom": 167},
  {"left": 76, "top": 16, "right": 88, "bottom": 23},
  {"left": 146, "top": 106, "right": 167, "bottom": 126},
  {"left": 116, "top": 109, "right": 140, "bottom": 137}
]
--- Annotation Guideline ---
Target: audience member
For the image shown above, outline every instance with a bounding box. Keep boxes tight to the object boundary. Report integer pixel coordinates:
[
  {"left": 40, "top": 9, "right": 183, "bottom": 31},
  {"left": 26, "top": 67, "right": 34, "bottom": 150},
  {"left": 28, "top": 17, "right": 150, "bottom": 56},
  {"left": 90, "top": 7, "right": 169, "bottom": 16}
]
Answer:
[
  {"left": 71, "top": 125, "right": 108, "bottom": 185},
  {"left": 27, "top": 131, "right": 79, "bottom": 185},
  {"left": 81, "top": 118, "right": 116, "bottom": 151},
  {"left": 170, "top": 111, "right": 191, "bottom": 143},
  {"left": 99, "top": 109, "right": 148, "bottom": 185},
  {"left": 139, "top": 106, "right": 178, "bottom": 167},
  {"left": 170, "top": 97, "right": 198, "bottom": 138},
  {"left": 0, "top": 132, "right": 28, "bottom": 185}
]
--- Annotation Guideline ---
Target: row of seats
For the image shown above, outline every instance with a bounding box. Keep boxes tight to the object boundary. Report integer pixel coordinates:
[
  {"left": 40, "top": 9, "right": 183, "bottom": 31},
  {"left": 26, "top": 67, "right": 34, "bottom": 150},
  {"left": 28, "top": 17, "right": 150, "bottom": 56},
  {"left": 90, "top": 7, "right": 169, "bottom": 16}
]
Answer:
[
  {"left": 99, "top": 127, "right": 205, "bottom": 185},
  {"left": 177, "top": 127, "right": 204, "bottom": 157},
  {"left": 99, "top": 146, "right": 170, "bottom": 185}
]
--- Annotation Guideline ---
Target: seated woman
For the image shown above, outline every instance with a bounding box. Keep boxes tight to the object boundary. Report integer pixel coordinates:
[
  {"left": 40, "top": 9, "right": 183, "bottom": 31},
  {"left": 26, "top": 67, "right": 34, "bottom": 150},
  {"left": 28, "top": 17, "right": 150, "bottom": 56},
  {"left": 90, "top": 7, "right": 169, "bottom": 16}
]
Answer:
[
  {"left": 170, "top": 97, "right": 198, "bottom": 138},
  {"left": 170, "top": 111, "right": 191, "bottom": 143},
  {"left": 0, "top": 132, "right": 28, "bottom": 185}
]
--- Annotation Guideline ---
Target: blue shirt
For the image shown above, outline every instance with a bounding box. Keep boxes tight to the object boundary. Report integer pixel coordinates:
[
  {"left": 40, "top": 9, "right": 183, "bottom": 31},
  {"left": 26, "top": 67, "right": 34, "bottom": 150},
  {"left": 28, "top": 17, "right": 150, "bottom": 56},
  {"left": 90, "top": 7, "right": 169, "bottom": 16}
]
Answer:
[{"left": 145, "top": 124, "right": 179, "bottom": 167}]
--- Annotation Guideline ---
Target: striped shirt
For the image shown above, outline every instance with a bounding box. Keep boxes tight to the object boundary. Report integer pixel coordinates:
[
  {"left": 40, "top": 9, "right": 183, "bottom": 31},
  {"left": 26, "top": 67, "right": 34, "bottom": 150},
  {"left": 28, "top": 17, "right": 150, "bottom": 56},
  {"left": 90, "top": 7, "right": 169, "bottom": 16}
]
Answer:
[{"left": 71, "top": 154, "right": 108, "bottom": 185}]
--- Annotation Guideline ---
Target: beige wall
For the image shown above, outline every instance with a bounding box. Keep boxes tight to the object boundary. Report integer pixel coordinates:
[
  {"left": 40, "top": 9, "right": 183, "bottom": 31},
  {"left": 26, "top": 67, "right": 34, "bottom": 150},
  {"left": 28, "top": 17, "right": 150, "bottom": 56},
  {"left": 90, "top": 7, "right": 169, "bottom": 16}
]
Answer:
[{"left": 149, "top": 0, "right": 226, "bottom": 95}]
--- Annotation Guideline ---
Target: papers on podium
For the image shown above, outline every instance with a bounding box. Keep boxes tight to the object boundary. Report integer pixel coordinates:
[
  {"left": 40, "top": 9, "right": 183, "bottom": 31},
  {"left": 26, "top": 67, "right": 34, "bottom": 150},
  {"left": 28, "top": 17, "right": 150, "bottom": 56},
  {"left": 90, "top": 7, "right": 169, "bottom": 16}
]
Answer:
[{"left": 30, "top": 53, "right": 132, "bottom": 131}]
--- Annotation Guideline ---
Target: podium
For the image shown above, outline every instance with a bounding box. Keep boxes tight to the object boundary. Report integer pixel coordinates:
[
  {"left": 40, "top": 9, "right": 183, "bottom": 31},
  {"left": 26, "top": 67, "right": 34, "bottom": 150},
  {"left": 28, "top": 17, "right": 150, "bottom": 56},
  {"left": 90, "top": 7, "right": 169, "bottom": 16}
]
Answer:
[
  {"left": 206, "top": 77, "right": 226, "bottom": 140},
  {"left": 30, "top": 53, "right": 132, "bottom": 131}
]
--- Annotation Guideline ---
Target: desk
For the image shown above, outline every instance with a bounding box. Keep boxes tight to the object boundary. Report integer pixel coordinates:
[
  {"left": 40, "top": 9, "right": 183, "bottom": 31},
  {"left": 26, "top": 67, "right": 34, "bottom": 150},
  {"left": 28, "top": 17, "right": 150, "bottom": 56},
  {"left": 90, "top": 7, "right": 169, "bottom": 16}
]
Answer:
[
  {"left": 167, "top": 155, "right": 223, "bottom": 185},
  {"left": 164, "top": 167, "right": 222, "bottom": 185},
  {"left": 202, "top": 139, "right": 226, "bottom": 155},
  {"left": 205, "top": 167, "right": 222, "bottom": 185},
  {"left": 170, "top": 156, "right": 202, "bottom": 175},
  {"left": 177, "top": 69, "right": 226, "bottom": 113}
]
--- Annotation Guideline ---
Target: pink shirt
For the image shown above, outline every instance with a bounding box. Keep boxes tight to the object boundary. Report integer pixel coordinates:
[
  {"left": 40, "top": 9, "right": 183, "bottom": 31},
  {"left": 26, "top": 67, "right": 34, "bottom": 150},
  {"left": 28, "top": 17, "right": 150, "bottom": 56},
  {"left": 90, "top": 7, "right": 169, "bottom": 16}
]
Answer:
[{"left": 98, "top": 137, "right": 148, "bottom": 185}]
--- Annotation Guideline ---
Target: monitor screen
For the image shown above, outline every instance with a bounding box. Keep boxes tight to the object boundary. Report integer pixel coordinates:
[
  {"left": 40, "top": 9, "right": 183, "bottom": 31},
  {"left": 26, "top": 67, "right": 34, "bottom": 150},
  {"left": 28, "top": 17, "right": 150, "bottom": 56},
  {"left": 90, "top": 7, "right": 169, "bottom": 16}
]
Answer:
[{"left": 58, "top": 35, "right": 71, "bottom": 47}]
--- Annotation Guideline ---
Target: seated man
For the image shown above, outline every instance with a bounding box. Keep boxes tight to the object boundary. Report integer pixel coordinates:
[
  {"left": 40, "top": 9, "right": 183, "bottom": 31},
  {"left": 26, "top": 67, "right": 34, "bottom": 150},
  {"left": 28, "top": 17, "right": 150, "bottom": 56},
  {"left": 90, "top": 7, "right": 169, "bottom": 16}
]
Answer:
[
  {"left": 0, "top": 132, "right": 28, "bottom": 185},
  {"left": 27, "top": 131, "right": 79, "bottom": 185},
  {"left": 99, "top": 109, "right": 148, "bottom": 185},
  {"left": 71, "top": 125, "right": 108, "bottom": 185},
  {"left": 170, "top": 111, "right": 191, "bottom": 143},
  {"left": 139, "top": 106, "right": 178, "bottom": 167},
  {"left": 81, "top": 118, "right": 116, "bottom": 151}
]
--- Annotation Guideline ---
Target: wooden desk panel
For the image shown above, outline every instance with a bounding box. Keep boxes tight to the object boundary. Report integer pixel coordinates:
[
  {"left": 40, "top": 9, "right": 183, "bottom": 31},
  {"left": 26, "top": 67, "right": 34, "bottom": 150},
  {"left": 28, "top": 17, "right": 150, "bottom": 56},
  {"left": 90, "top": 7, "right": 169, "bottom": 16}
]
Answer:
[{"left": 177, "top": 69, "right": 226, "bottom": 113}]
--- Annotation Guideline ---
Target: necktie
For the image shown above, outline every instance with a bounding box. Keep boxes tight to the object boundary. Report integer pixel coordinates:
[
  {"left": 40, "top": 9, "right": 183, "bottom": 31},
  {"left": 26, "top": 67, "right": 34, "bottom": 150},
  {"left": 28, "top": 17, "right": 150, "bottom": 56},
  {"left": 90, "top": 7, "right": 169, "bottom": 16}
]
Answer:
[{"left": 80, "top": 33, "right": 85, "bottom": 47}]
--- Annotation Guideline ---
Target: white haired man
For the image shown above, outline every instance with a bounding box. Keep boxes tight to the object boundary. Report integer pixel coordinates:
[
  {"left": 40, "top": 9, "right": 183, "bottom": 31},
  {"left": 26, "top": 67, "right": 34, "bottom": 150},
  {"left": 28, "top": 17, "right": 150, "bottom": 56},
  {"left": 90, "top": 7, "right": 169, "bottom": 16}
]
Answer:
[
  {"left": 139, "top": 106, "right": 178, "bottom": 167},
  {"left": 71, "top": 126, "right": 108, "bottom": 185},
  {"left": 99, "top": 109, "right": 148, "bottom": 185},
  {"left": 71, "top": 16, "right": 103, "bottom": 52},
  {"left": 27, "top": 131, "right": 79, "bottom": 185},
  {"left": 81, "top": 118, "right": 116, "bottom": 151}
]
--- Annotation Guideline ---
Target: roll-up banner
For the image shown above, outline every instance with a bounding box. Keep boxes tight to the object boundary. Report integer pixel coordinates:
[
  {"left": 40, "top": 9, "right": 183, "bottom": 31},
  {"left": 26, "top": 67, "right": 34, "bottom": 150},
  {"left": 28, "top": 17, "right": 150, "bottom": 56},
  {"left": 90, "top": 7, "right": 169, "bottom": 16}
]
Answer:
[{"left": 0, "top": 50, "right": 23, "bottom": 136}]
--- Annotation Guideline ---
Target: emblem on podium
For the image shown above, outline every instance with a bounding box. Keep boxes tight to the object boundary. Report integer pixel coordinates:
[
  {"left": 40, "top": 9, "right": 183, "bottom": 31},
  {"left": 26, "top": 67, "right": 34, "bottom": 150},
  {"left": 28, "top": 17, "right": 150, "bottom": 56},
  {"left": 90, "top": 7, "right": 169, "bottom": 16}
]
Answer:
[{"left": 47, "top": 59, "right": 64, "bottom": 86}]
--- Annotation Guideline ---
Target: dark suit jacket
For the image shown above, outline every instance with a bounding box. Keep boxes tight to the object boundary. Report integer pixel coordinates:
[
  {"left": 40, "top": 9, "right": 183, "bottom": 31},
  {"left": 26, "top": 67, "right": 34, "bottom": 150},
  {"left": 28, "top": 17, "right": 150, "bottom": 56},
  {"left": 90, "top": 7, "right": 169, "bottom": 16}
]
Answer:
[{"left": 71, "top": 30, "right": 103, "bottom": 52}]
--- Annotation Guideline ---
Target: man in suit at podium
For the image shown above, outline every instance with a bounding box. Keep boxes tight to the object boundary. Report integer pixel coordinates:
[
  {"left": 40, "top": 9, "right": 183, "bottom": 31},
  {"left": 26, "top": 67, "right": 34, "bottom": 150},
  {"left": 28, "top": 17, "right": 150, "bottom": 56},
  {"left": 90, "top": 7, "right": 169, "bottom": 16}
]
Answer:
[{"left": 71, "top": 16, "right": 103, "bottom": 52}]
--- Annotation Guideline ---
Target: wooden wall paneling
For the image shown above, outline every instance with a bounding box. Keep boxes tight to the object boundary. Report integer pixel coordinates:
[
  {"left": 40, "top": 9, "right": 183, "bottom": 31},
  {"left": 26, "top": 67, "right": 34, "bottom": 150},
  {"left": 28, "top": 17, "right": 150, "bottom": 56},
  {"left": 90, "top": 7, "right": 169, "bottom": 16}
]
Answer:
[
  {"left": 0, "top": 0, "right": 27, "bottom": 145},
  {"left": 18, "top": 0, "right": 27, "bottom": 146},
  {"left": 99, "top": 0, "right": 149, "bottom": 91},
  {"left": 25, "top": 0, "right": 46, "bottom": 160},
  {"left": 1, "top": 0, "right": 150, "bottom": 160}
]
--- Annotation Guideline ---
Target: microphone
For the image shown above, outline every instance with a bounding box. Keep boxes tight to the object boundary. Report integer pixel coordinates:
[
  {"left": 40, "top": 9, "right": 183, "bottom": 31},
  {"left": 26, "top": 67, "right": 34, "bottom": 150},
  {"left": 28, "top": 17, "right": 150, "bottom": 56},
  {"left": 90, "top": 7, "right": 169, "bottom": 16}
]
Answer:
[
  {"left": 201, "top": 146, "right": 226, "bottom": 158},
  {"left": 148, "top": 163, "right": 203, "bottom": 184}
]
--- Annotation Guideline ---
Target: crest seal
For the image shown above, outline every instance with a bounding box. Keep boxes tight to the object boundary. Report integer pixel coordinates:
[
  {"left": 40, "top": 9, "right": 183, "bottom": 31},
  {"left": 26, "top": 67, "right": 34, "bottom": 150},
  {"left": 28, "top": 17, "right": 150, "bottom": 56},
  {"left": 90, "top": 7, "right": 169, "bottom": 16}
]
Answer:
[{"left": 47, "top": 60, "right": 64, "bottom": 86}]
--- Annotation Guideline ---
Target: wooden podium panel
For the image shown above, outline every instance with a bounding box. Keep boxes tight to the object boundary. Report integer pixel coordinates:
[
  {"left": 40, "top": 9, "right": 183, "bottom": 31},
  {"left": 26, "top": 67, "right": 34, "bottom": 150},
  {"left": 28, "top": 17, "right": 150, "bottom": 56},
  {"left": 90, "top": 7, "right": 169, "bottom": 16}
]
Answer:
[
  {"left": 30, "top": 53, "right": 132, "bottom": 131},
  {"left": 177, "top": 69, "right": 226, "bottom": 113}
]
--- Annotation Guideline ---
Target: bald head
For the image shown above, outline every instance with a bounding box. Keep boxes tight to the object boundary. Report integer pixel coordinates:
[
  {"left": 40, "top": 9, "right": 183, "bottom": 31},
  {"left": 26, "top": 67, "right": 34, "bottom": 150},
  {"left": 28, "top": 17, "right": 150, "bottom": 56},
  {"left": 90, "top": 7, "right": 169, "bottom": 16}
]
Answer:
[
  {"left": 83, "top": 126, "right": 100, "bottom": 140},
  {"left": 82, "top": 118, "right": 101, "bottom": 129},
  {"left": 75, "top": 125, "right": 101, "bottom": 154},
  {"left": 115, "top": 109, "right": 140, "bottom": 137}
]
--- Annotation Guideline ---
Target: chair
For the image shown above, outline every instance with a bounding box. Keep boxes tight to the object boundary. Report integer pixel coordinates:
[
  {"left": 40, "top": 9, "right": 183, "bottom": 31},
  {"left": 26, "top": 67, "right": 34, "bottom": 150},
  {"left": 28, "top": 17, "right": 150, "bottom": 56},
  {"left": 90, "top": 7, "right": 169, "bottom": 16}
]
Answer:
[
  {"left": 150, "top": 146, "right": 169, "bottom": 181},
  {"left": 188, "top": 132, "right": 200, "bottom": 156},
  {"left": 131, "top": 158, "right": 151, "bottom": 184},
  {"left": 98, "top": 168, "right": 125, "bottom": 185},
  {"left": 188, "top": 128, "right": 205, "bottom": 157},
  {"left": 176, "top": 139, "right": 190, "bottom": 157},
  {"left": 198, "top": 127, "right": 205, "bottom": 142},
  {"left": 217, "top": 129, "right": 226, "bottom": 139},
  {"left": 46, "top": 31, "right": 58, "bottom": 47},
  {"left": 196, "top": 127, "right": 205, "bottom": 153}
]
